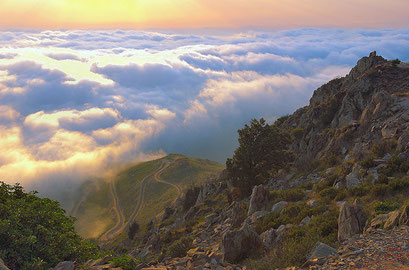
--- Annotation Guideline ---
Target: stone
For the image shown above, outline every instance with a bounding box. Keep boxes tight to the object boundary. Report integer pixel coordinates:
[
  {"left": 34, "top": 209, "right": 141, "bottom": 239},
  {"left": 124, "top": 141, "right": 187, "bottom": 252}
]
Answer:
[
  {"left": 205, "top": 213, "right": 220, "bottom": 227},
  {"left": 247, "top": 185, "right": 270, "bottom": 216},
  {"left": 53, "top": 261, "right": 75, "bottom": 270},
  {"left": 307, "top": 200, "right": 318, "bottom": 207},
  {"left": 221, "top": 223, "right": 262, "bottom": 263},
  {"left": 0, "top": 259, "right": 10, "bottom": 270},
  {"left": 307, "top": 242, "right": 337, "bottom": 259},
  {"left": 345, "top": 164, "right": 364, "bottom": 189},
  {"left": 229, "top": 201, "right": 246, "bottom": 228},
  {"left": 338, "top": 200, "right": 367, "bottom": 242},
  {"left": 260, "top": 228, "right": 277, "bottom": 250},
  {"left": 249, "top": 211, "right": 269, "bottom": 224},
  {"left": 271, "top": 201, "right": 288, "bottom": 213},
  {"left": 300, "top": 216, "right": 311, "bottom": 226}
]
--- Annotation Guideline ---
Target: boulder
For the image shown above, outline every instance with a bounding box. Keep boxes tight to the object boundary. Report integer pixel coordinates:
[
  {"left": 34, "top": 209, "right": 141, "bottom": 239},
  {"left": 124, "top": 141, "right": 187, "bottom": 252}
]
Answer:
[
  {"left": 300, "top": 216, "right": 311, "bottom": 226},
  {"left": 307, "top": 242, "right": 337, "bottom": 259},
  {"left": 53, "top": 261, "right": 75, "bottom": 270},
  {"left": 271, "top": 201, "right": 288, "bottom": 214},
  {"left": 247, "top": 185, "right": 270, "bottom": 216},
  {"left": 345, "top": 164, "right": 364, "bottom": 189},
  {"left": 260, "top": 228, "right": 277, "bottom": 250},
  {"left": 249, "top": 211, "right": 269, "bottom": 224},
  {"left": 221, "top": 223, "right": 262, "bottom": 263},
  {"left": 338, "top": 200, "right": 367, "bottom": 242},
  {"left": 229, "top": 201, "right": 246, "bottom": 228},
  {"left": 307, "top": 200, "right": 318, "bottom": 208},
  {"left": 0, "top": 259, "right": 10, "bottom": 270}
]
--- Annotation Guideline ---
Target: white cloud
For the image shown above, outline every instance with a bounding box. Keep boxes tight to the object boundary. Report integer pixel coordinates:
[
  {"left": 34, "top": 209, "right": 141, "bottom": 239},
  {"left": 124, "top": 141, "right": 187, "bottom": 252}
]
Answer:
[{"left": 0, "top": 28, "right": 408, "bottom": 196}]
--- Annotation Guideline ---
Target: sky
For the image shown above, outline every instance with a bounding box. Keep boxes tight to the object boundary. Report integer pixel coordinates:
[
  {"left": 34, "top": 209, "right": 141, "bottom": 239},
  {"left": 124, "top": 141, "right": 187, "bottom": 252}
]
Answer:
[
  {"left": 1, "top": 1, "right": 409, "bottom": 200},
  {"left": 1, "top": 0, "right": 409, "bottom": 29}
]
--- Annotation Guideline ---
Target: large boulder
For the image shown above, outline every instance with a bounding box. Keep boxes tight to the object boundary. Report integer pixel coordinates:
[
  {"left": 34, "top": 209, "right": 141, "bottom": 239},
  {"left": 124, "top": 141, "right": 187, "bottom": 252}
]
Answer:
[
  {"left": 307, "top": 242, "right": 337, "bottom": 259},
  {"left": 260, "top": 228, "right": 277, "bottom": 250},
  {"left": 247, "top": 185, "right": 270, "bottom": 216},
  {"left": 345, "top": 164, "right": 364, "bottom": 189},
  {"left": 222, "top": 223, "right": 262, "bottom": 263},
  {"left": 53, "top": 261, "right": 75, "bottom": 270},
  {"left": 0, "top": 259, "right": 10, "bottom": 270},
  {"left": 271, "top": 201, "right": 288, "bottom": 214},
  {"left": 338, "top": 200, "right": 367, "bottom": 242}
]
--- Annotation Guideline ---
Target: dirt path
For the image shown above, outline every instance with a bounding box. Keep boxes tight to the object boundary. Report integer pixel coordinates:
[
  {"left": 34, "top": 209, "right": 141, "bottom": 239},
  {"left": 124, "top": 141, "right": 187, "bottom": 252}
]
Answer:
[
  {"left": 153, "top": 161, "right": 182, "bottom": 208},
  {"left": 101, "top": 161, "right": 171, "bottom": 240}
]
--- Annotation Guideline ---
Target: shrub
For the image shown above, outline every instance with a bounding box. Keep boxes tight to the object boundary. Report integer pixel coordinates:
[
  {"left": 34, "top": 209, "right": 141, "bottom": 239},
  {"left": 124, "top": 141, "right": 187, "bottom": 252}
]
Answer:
[
  {"left": 290, "top": 127, "right": 304, "bottom": 140},
  {"left": 281, "top": 188, "right": 305, "bottom": 202},
  {"left": 370, "top": 184, "right": 389, "bottom": 198},
  {"left": 391, "top": 59, "right": 401, "bottom": 67},
  {"left": 388, "top": 178, "right": 409, "bottom": 191},
  {"left": 110, "top": 255, "right": 137, "bottom": 270},
  {"left": 313, "top": 180, "right": 332, "bottom": 193},
  {"left": 374, "top": 201, "right": 400, "bottom": 215},
  {"left": 128, "top": 222, "right": 140, "bottom": 240},
  {"left": 166, "top": 236, "right": 193, "bottom": 258},
  {"left": 359, "top": 156, "right": 375, "bottom": 169},
  {"left": 319, "top": 187, "right": 337, "bottom": 201},
  {"left": 183, "top": 186, "right": 200, "bottom": 211},
  {"left": 0, "top": 182, "right": 98, "bottom": 269},
  {"left": 370, "top": 140, "right": 397, "bottom": 158},
  {"left": 349, "top": 185, "right": 369, "bottom": 197}
]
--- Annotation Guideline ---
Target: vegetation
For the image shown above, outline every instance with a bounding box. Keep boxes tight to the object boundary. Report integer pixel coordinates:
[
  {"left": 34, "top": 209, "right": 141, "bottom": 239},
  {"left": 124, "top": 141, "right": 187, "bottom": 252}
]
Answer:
[
  {"left": 0, "top": 182, "right": 98, "bottom": 269},
  {"left": 226, "top": 118, "right": 293, "bottom": 195},
  {"left": 166, "top": 236, "right": 193, "bottom": 258},
  {"left": 128, "top": 222, "right": 140, "bottom": 240}
]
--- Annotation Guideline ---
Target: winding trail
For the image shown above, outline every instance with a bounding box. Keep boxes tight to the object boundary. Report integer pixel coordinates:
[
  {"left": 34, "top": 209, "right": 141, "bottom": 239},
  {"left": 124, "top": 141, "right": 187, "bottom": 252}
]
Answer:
[{"left": 101, "top": 160, "right": 181, "bottom": 240}]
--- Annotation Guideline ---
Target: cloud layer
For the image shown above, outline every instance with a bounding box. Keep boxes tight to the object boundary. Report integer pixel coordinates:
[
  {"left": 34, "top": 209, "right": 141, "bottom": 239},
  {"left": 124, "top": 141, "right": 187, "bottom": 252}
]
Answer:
[{"left": 1, "top": 28, "right": 409, "bottom": 196}]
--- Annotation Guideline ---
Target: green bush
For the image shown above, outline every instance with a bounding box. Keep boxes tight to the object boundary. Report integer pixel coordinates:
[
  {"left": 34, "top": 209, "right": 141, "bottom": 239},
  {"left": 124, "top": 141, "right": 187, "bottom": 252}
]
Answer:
[
  {"left": 290, "top": 127, "right": 304, "bottom": 139},
  {"left": 313, "top": 180, "right": 332, "bottom": 193},
  {"left": 348, "top": 185, "right": 369, "bottom": 197},
  {"left": 318, "top": 187, "right": 337, "bottom": 201},
  {"left": 374, "top": 201, "right": 400, "bottom": 215},
  {"left": 359, "top": 156, "right": 375, "bottom": 169},
  {"left": 370, "top": 140, "right": 397, "bottom": 158},
  {"left": 370, "top": 184, "right": 389, "bottom": 198},
  {"left": 166, "top": 236, "right": 193, "bottom": 258},
  {"left": 388, "top": 177, "right": 409, "bottom": 191},
  {"left": 110, "top": 255, "right": 138, "bottom": 270},
  {"left": 0, "top": 182, "right": 98, "bottom": 269}
]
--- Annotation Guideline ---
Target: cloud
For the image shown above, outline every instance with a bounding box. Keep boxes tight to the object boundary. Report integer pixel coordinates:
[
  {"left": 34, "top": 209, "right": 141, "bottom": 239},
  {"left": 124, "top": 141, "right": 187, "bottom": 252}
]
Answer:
[{"left": 0, "top": 28, "right": 409, "bottom": 201}]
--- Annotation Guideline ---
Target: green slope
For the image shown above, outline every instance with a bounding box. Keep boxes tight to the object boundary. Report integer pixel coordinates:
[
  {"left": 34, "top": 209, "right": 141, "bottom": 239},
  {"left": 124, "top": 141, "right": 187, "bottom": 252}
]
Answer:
[{"left": 73, "top": 154, "right": 224, "bottom": 239}]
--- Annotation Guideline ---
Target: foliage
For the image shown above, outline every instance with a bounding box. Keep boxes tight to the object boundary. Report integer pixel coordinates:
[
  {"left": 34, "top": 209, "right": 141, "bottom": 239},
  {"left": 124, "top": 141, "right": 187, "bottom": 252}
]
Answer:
[
  {"left": 374, "top": 201, "right": 400, "bottom": 215},
  {"left": 391, "top": 59, "right": 401, "bottom": 67},
  {"left": 370, "top": 139, "right": 397, "bottom": 158},
  {"left": 128, "top": 222, "right": 140, "bottom": 240},
  {"left": 226, "top": 118, "right": 293, "bottom": 195},
  {"left": 166, "top": 236, "right": 193, "bottom": 258},
  {"left": 290, "top": 127, "right": 304, "bottom": 140},
  {"left": 318, "top": 187, "right": 337, "bottom": 202},
  {"left": 270, "top": 188, "right": 305, "bottom": 202},
  {"left": 109, "top": 255, "right": 138, "bottom": 270},
  {"left": 0, "top": 182, "right": 98, "bottom": 269}
]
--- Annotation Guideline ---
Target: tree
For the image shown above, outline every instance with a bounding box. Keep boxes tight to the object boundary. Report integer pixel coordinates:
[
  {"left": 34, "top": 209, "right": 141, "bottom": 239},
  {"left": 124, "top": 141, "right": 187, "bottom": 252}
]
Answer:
[
  {"left": 128, "top": 222, "right": 140, "bottom": 240},
  {"left": 226, "top": 118, "right": 293, "bottom": 195},
  {"left": 0, "top": 182, "right": 98, "bottom": 269}
]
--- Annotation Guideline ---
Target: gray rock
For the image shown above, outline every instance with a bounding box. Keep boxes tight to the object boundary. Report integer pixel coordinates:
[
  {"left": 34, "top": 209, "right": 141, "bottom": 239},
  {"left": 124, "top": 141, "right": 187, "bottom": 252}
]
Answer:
[
  {"left": 307, "top": 242, "right": 337, "bottom": 259},
  {"left": 222, "top": 223, "right": 262, "bottom": 263},
  {"left": 271, "top": 201, "right": 288, "bottom": 213},
  {"left": 0, "top": 259, "right": 10, "bottom": 270},
  {"left": 247, "top": 184, "right": 270, "bottom": 216},
  {"left": 260, "top": 228, "right": 277, "bottom": 250},
  {"left": 307, "top": 200, "right": 318, "bottom": 207},
  {"left": 300, "top": 216, "right": 311, "bottom": 226},
  {"left": 53, "top": 261, "right": 75, "bottom": 270},
  {"left": 338, "top": 200, "right": 367, "bottom": 242},
  {"left": 249, "top": 211, "right": 269, "bottom": 224},
  {"left": 229, "top": 201, "right": 246, "bottom": 228},
  {"left": 345, "top": 164, "right": 364, "bottom": 189}
]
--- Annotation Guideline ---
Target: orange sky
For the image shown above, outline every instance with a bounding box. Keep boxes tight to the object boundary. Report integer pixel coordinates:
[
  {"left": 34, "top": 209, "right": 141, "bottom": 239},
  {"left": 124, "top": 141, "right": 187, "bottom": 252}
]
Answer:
[{"left": 1, "top": 0, "right": 409, "bottom": 29}]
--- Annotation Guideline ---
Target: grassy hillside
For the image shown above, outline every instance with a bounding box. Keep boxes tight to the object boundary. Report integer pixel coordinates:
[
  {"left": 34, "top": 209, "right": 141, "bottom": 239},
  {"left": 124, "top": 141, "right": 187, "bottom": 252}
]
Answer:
[{"left": 72, "top": 154, "right": 224, "bottom": 240}]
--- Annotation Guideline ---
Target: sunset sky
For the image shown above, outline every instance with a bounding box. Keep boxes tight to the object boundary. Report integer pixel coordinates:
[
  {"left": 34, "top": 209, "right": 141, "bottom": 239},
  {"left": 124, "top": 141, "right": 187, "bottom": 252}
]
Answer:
[
  {"left": 1, "top": 0, "right": 409, "bottom": 29},
  {"left": 1, "top": 1, "right": 409, "bottom": 200}
]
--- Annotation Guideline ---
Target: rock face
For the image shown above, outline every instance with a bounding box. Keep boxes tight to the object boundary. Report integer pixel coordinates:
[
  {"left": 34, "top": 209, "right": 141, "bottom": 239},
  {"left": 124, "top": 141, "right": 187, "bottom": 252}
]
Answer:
[
  {"left": 0, "top": 259, "right": 10, "bottom": 270},
  {"left": 222, "top": 223, "right": 262, "bottom": 263},
  {"left": 307, "top": 242, "right": 337, "bottom": 259},
  {"left": 260, "top": 228, "right": 277, "bottom": 250},
  {"left": 338, "top": 200, "right": 367, "bottom": 242},
  {"left": 247, "top": 184, "right": 270, "bottom": 216},
  {"left": 229, "top": 201, "right": 246, "bottom": 228},
  {"left": 53, "top": 261, "right": 75, "bottom": 270}
]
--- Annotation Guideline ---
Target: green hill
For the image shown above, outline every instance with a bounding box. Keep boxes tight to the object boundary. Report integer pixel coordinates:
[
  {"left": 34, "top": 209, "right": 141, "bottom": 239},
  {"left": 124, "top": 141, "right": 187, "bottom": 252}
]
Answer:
[{"left": 72, "top": 154, "right": 224, "bottom": 240}]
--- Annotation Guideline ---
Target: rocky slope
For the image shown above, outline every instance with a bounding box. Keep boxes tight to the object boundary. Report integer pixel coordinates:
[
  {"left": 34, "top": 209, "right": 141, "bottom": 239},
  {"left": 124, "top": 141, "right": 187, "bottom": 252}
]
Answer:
[{"left": 43, "top": 52, "right": 409, "bottom": 270}]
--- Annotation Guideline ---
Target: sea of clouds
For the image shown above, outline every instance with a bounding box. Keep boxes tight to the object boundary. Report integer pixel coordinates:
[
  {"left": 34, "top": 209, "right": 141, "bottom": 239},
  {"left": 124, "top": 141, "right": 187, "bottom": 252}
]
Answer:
[{"left": 1, "top": 28, "right": 409, "bottom": 198}]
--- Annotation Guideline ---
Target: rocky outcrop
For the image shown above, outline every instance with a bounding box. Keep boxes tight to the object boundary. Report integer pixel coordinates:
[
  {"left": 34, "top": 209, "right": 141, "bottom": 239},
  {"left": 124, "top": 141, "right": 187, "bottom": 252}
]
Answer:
[
  {"left": 0, "top": 259, "right": 10, "bottom": 270},
  {"left": 338, "top": 200, "right": 367, "bottom": 242},
  {"left": 307, "top": 242, "right": 337, "bottom": 259},
  {"left": 247, "top": 184, "right": 270, "bottom": 216},
  {"left": 53, "top": 261, "right": 75, "bottom": 270},
  {"left": 195, "top": 181, "right": 222, "bottom": 205},
  {"left": 271, "top": 201, "right": 288, "bottom": 214},
  {"left": 222, "top": 223, "right": 262, "bottom": 263},
  {"left": 260, "top": 228, "right": 278, "bottom": 251}
]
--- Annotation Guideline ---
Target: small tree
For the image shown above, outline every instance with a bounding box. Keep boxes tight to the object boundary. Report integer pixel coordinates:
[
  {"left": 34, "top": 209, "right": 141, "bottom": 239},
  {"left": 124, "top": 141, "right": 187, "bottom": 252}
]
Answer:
[
  {"left": 128, "top": 222, "right": 140, "bottom": 240},
  {"left": 226, "top": 118, "right": 293, "bottom": 196},
  {"left": 183, "top": 186, "right": 200, "bottom": 211}
]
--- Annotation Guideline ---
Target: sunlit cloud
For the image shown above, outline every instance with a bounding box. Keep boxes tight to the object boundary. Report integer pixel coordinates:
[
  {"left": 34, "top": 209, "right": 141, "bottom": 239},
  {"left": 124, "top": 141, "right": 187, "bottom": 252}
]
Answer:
[{"left": 0, "top": 28, "right": 409, "bottom": 199}]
